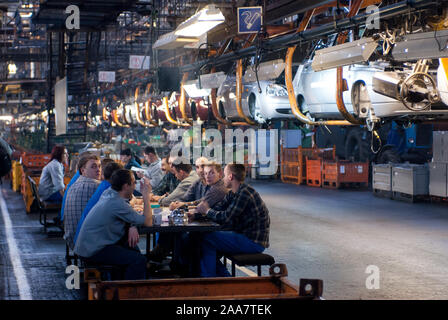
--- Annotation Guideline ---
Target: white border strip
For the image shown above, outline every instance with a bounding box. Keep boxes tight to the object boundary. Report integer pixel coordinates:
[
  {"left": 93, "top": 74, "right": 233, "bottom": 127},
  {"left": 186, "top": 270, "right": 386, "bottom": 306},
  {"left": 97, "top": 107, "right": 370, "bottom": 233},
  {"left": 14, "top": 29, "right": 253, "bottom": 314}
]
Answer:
[{"left": 0, "top": 189, "right": 32, "bottom": 300}]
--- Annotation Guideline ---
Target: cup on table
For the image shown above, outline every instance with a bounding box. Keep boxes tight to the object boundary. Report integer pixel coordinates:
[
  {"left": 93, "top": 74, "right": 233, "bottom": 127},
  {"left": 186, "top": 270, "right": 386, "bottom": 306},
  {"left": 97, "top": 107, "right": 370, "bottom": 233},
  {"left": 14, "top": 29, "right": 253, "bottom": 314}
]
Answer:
[{"left": 151, "top": 204, "right": 162, "bottom": 225}]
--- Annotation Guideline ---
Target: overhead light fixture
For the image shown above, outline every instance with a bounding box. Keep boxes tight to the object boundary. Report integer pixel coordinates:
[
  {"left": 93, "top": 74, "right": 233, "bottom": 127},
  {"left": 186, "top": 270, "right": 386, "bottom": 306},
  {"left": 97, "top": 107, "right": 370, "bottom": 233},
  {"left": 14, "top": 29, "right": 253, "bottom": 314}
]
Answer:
[
  {"left": 311, "top": 37, "right": 378, "bottom": 71},
  {"left": 174, "top": 5, "right": 225, "bottom": 37},
  {"left": 184, "top": 33, "right": 207, "bottom": 49},
  {"left": 0, "top": 115, "right": 13, "bottom": 122},
  {"left": 153, "top": 31, "right": 199, "bottom": 50},
  {"left": 183, "top": 80, "right": 212, "bottom": 98},
  {"left": 19, "top": 12, "right": 33, "bottom": 18},
  {"left": 392, "top": 30, "right": 448, "bottom": 61},
  {"left": 198, "top": 72, "right": 227, "bottom": 89},
  {"left": 243, "top": 59, "right": 285, "bottom": 82},
  {"left": 8, "top": 63, "right": 17, "bottom": 74}
]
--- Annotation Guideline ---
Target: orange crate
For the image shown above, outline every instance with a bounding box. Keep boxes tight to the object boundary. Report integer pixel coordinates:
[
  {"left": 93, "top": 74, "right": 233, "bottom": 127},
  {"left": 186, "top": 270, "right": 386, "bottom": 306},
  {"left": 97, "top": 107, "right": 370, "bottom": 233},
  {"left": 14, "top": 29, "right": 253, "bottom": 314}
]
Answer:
[
  {"left": 21, "top": 153, "right": 51, "bottom": 168},
  {"left": 306, "top": 158, "right": 322, "bottom": 187},
  {"left": 281, "top": 163, "right": 301, "bottom": 184},
  {"left": 22, "top": 174, "right": 40, "bottom": 213},
  {"left": 281, "top": 146, "right": 335, "bottom": 185},
  {"left": 322, "top": 161, "right": 369, "bottom": 189}
]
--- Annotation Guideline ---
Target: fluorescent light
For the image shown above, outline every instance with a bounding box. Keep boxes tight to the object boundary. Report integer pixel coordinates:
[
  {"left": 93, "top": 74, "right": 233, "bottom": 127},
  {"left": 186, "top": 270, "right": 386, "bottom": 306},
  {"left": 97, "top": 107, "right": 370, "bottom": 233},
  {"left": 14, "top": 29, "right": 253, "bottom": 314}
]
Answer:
[
  {"left": 153, "top": 31, "right": 199, "bottom": 50},
  {"left": 0, "top": 115, "right": 13, "bottom": 121},
  {"left": 392, "top": 30, "right": 448, "bottom": 61},
  {"left": 184, "top": 33, "right": 207, "bottom": 49},
  {"left": 198, "top": 72, "right": 227, "bottom": 89},
  {"left": 311, "top": 37, "right": 378, "bottom": 71},
  {"left": 243, "top": 59, "right": 285, "bottom": 82},
  {"left": 183, "top": 80, "right": 212, "bottom": 98},
  {"left": 8, "top": 63, "right": 17, "bottom": 74},
  {"left": 174, "top": 5, "right": 225, "bottom": 37},
  {"left": 19, "top": 12, "right": 33, "bottom": 18}
]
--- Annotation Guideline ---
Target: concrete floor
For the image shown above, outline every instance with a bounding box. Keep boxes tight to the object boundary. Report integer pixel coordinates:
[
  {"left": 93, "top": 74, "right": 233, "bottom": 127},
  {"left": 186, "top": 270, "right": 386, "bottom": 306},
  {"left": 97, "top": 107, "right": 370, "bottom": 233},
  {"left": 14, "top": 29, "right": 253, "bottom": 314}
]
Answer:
[{"left": 1, "top": 178, "right": 448, "bottom": 300}]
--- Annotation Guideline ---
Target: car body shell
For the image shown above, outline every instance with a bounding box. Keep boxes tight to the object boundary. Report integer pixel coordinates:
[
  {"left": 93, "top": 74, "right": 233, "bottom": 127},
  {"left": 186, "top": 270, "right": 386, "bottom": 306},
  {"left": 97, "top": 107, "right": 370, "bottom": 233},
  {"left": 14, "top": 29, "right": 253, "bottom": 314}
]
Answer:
[
  {"left": 293, "top": 62, "right": 448, "bottom": 121},
  {"left": 216, "top": 75, "right": 294, "bottom": 123}
]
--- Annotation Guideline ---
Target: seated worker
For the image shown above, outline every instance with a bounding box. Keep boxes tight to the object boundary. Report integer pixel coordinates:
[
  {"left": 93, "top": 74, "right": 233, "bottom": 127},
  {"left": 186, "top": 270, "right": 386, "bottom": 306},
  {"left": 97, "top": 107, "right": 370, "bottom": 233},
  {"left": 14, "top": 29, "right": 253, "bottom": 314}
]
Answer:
[
  {"left": 59, "top": 151, "right": 93, "bottom": 222},
  {"left": 148, "top": 157, "right": 201, "bottom": 262},
  {"left": 170, "top": 162, "right": 229, "bottom": 273},
  {"left": 151, "top": 156, "right": 179, "bottom": 201},
  {"left": 170, "top": 160, "right": 228, "bottom": 211},
  {"left": 74, "top": 170, "right": 153, "bottom": 280},
  {"left": 159, "top": 157, "right": 199, "bottom": 207},
  {"left": 120, "top": 148, "right": 141, "bottom": 170},
  {"left": 169, "top": 157, "right": 208, "bottom": 210},
  {"left": 38, "top": 145, "right": 68, "bottom": 203},
  {"left": 195, "top": 164, "right": 270, "bottom": 277},
  {"left": 73, "top": 161, "right": 123, "bottom": 244},
  {"left": 136, "top": 146, "right": 163, "bottom": 188},
  {"left": 64, "top": 154, "right": 101, "bottom": 250}
]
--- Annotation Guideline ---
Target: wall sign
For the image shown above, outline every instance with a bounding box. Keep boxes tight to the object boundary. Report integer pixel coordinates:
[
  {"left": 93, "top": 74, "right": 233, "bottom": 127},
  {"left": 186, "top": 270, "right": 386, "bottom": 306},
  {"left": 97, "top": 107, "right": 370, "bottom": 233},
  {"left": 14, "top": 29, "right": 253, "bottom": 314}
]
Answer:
[{"left": 238, "top": 7, "right": 263, "bottom": 34}]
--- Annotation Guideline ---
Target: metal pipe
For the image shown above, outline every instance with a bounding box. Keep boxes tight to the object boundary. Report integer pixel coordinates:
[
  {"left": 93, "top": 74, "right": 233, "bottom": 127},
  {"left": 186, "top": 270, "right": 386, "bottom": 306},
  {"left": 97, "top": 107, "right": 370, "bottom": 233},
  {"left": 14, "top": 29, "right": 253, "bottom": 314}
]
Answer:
[
  {"left": 181, "top": 0, "right": 436, "bottom": 72},
  {"left": 236, "top": 59, "right": 256, "bottom": 125},
  {"left": 285, "top": 10, "right": 357, "bottom": 126},
  {"left": 335, "top": 0, "right": 365, "bottom": 125},
  {"left": 179, "top": 73, "right": 193, "bottom": 125},
  {"left": 112, "top": 108, "right": 129, "bottom": 127},
  {"left": 162, "top": 97, "right": 189, "bottom": 127}
]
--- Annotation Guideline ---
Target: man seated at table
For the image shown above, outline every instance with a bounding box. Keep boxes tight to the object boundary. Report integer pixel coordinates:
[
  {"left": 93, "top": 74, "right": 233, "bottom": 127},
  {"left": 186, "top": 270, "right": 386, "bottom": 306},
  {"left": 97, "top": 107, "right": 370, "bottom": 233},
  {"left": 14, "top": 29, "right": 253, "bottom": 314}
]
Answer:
[
  {"left": 147, "top": 157, "right": 199, "bottom": 262},
  {"left": 159, "top": 157, "right": 199, "bottom": 207},
  {"left": 120, "top": 148, "right": 141, "bottom": 170},
  {"left": 168, "top": 156, "right": 208, "bottom": 210},
  {"left": 74, "top": 170, "right": 153, "bottom": 280},
  {"left": 73, "top": 160, "right": 123, "bottom": 245},
  {"left": 59, "top": 151, "right": 93, "bottom": 223},
  {"left": 64, "top": 154, "right": 101, "bottom": 250},
  {"left": 151, "top": 156, "right": 179, "bottom": 202},
  {"left": 136, "top": 146, "right": 163, "bottom": 189},
  {"left": 171, "top": 161, "right": 230, "bottom": 274},
  {"left": 195, "top": 163, "right": 270, "bottom": 277},
  {"left": 170, "top": 160, "right": 228, "bottom": 211}
]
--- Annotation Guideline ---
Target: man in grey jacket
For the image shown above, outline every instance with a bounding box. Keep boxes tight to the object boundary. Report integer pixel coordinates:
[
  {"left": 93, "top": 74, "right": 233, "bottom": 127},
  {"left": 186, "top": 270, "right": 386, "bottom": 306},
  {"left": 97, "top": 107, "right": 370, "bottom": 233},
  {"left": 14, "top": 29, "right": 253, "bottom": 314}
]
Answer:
[
  {"left": 136, "top": 146, "right": 163, "bottom": 188},
  {"left": 159, "top": 157, "right": 199, "bottom": 207}
]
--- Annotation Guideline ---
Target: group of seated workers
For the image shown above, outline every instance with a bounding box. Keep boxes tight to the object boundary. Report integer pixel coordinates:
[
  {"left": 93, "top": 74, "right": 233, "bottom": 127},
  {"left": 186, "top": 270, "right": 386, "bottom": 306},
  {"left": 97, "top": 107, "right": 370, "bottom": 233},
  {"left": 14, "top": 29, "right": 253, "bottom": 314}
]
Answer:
[{"left": 63, "top": 146, "right": 270, "bottom": 280}]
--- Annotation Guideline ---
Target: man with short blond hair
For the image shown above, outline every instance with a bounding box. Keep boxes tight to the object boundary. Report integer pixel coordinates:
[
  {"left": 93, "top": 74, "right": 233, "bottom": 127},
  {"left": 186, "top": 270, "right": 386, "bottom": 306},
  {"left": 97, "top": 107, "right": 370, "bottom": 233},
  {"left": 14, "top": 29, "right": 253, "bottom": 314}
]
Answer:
[{"left": 64, "top": 154, "right": 101, "bottom": 250}]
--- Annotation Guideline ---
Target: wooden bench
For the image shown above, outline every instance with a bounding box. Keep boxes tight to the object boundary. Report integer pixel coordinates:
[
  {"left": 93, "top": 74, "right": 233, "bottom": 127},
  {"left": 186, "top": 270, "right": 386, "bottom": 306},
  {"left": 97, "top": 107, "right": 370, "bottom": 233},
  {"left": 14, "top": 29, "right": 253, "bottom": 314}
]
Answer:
[{"left": 223, "top": 253, "right": 275, "bottom": 276}]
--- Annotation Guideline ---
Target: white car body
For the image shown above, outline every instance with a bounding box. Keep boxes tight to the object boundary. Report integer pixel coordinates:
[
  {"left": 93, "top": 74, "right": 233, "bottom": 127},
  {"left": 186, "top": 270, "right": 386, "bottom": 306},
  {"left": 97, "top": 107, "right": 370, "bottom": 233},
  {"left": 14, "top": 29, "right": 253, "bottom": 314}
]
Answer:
[
  {"left": 217, "top": 75, "right": 295, "bottom": 123},
  {"left": 293, "top": 61, "right": 448, "bottom": 121}
]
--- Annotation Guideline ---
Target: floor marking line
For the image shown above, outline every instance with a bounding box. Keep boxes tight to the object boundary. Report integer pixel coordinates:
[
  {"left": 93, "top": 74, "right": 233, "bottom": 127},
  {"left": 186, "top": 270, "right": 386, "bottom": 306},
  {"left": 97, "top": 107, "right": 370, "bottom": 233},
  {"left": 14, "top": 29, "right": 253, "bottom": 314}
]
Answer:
[{"left": 0, "top": 189, "right": 32, "bottom": 300}]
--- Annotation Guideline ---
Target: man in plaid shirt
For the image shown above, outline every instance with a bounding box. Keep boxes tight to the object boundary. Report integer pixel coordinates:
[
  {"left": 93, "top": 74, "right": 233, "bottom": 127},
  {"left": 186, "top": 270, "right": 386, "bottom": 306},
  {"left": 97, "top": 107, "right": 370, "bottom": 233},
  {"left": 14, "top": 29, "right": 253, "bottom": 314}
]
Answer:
[
  {"left": 196, "top": 163, "right": 270, "bottom": 277},
  {"left": 64, "top": 154, "right": 101, "bottom": 250}
]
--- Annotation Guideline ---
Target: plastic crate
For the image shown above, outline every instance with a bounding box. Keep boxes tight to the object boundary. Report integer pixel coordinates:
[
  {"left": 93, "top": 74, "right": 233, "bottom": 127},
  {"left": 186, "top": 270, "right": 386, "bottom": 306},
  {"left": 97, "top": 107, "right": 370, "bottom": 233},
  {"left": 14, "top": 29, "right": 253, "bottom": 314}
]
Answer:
[
  {"left": 11, "top": 161, "right": 23, "bottom": 192},
  {"left": 306, "top": 158, "right": 322, "bottom": 187},
  {"left": 281, "top": 146, "right": 334, "bottom": 185},
  {"left": 322, "top": 161, "right": 369, "bottom": 189},
  {"left": 22, "top": 173, "right": 40, "bottom": 213},
  {"left": 281, "top": 163, "right": 301, "bottom": 184},
  {"left": 21, "top": 153, "right": 51, "bottom": 168}
]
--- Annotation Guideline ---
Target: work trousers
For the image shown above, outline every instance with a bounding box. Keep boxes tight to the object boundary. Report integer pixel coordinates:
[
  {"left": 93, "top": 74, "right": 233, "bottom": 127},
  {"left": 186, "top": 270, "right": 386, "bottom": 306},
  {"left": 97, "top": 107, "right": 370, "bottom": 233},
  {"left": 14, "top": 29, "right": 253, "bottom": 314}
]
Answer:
[
  {"left": 88, "top": 244, "right": 146, "bottom": 280},
  {"left": 200, "top": 231, "right": 264, "bottom": 277}
]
